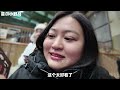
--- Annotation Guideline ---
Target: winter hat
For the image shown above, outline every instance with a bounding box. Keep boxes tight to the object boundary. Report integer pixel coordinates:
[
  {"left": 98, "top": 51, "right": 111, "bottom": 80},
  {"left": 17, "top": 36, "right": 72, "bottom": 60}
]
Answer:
[{"left": 34, "top": 23, "right": 47, "bottom": 31}]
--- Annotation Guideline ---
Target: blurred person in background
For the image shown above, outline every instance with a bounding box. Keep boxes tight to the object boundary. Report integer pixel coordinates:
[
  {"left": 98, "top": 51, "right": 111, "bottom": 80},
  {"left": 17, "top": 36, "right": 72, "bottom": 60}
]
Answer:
[{"left": 17, "top": 23, "right": 47, "bottom": 66}]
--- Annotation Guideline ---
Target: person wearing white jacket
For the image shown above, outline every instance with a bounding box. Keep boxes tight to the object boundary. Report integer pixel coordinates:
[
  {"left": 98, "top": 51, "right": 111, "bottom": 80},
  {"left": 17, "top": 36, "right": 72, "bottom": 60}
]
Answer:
[{"left": 18, "top": 23, "right": 47, "bottom": 66}]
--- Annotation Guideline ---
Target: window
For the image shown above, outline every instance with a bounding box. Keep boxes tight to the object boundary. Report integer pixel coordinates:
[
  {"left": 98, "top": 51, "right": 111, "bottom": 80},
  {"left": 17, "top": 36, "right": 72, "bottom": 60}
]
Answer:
[{"left": 89, "top": 11, "right": 112, "bottom": 50}]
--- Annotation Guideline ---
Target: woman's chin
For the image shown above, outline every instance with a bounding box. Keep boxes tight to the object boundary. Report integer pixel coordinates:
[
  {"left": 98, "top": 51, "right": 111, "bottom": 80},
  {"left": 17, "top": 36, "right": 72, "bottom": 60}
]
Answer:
[{"left": 48, "top": 63, "right": 64, "bottom": 72}]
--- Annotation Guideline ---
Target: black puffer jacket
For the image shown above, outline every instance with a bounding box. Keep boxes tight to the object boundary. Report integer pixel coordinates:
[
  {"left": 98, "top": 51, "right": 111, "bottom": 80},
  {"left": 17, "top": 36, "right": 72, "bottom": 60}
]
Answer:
[{"left": 9, "top": 50, "right": 115, "bottom": 79}]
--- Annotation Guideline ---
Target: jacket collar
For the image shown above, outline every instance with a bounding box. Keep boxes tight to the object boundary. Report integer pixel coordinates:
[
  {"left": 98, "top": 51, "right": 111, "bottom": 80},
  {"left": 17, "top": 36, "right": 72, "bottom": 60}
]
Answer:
[{"left": 25, "top": 50, "right": 96, "bottom": 79}]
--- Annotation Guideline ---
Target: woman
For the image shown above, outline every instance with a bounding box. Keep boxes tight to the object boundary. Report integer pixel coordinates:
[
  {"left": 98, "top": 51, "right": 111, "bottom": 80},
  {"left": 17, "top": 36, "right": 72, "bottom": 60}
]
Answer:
[{"left": 9, "top": 11, "right": 115, "bottom": 79}]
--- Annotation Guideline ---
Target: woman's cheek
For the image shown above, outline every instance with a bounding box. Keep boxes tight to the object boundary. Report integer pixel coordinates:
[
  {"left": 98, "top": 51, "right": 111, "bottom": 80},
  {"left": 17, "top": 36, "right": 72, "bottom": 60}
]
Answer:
[
  {"left": 65, "top": 43, "right": 84, "bottom": 59},
  {"left": 43, "top": 39, "right": 52, "bottom": 51}
]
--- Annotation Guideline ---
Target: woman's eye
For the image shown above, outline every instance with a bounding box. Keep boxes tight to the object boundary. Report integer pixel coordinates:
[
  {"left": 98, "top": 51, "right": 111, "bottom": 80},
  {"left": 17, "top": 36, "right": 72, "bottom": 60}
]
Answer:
[
  {"left": 47, "top": 34, "right": 55, "bottom": 39},
  {"left": 64, "top": 37, "right": 75, "bottom": 41}
]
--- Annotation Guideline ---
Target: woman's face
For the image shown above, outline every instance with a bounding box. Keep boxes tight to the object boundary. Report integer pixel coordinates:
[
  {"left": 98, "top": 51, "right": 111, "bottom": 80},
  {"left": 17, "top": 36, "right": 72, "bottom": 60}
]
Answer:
[
  {"left": 43, "top": 16, "right": 84, "bottom": 71},
  {"left": 34, "top": 29, "right": 43, "bottom": 41}
]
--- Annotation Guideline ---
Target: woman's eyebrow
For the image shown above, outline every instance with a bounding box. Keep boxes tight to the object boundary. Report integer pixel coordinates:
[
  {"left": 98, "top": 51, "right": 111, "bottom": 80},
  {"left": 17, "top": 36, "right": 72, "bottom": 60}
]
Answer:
[
  {"left": 64, "top": 30, "right": 80, "bottom": 36},
  {"left": 50, "top": 28, "right": 80, "bottom": 35},
  {"left": 50, "top": 28, "right": 56, "bottom": 31}
]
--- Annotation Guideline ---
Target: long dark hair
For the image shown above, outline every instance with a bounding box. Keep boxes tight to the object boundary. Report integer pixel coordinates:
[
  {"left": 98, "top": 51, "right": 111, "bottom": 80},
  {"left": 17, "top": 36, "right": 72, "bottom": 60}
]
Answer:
[{"left": 36, "top": 11, "right": 98, "bottom": 67}]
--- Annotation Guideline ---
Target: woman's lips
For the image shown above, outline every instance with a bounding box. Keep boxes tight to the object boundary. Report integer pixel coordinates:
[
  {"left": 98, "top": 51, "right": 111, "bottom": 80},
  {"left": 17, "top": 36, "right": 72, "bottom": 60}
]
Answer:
[{"left": 50, "top": 52, "right": 65, "bottom": 61}]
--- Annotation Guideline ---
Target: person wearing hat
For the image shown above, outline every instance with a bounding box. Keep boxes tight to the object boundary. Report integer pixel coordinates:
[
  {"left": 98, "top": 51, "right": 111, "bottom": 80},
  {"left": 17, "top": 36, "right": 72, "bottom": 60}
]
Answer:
[{"left": 17, "top": 23, "right": 47, "bottom": 66}]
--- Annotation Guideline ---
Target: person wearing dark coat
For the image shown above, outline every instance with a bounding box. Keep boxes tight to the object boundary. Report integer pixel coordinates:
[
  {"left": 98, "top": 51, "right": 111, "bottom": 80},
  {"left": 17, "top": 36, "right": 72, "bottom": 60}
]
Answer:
[{"left": 9, "top": 11, "right": 115, "bottom": 79}]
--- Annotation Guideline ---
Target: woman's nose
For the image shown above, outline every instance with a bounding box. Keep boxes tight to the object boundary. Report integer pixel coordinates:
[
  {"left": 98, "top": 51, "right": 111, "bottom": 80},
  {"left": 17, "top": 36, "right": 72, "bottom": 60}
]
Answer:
[{"left": 51, "top": 38, "right": 63, "bottom": 50}]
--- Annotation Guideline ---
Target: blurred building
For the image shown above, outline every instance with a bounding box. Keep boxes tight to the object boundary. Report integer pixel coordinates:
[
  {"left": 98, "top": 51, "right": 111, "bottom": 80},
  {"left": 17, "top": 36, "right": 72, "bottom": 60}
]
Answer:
[{"left": 86, "top": 11, "right": 120, "bottom": 78}]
